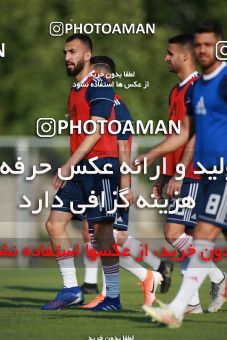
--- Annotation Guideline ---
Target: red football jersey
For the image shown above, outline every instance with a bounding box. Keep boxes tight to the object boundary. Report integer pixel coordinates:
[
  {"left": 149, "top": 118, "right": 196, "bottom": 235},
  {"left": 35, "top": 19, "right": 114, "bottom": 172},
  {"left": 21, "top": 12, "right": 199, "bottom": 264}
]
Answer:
[
  {"left": 163, "top": 74, "right": 200, "bottom": 180},
  {"left": 68, "top": 75, "right": 118, "bottom": 159}
]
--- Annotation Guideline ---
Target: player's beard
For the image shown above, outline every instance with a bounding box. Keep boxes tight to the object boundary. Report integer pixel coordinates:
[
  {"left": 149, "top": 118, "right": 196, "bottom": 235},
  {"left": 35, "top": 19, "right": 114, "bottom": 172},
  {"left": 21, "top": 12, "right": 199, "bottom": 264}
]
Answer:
[
  {"left": 169, "top": 65, "right": 178, "bottom": 74},
  {"left": 66, "top": 59, "right": 85, "bottom": 76},
  {"left": 197, "top": 53, "right": 217, "bottom": 72},
  {"left": 167, "top": 62, "right": 179, "bottom": 74}
]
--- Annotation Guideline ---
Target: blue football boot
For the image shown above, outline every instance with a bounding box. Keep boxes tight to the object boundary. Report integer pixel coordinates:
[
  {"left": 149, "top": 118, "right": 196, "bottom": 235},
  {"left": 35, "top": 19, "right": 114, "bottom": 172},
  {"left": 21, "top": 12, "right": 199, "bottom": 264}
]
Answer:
[
  {"left": 89, "top": 296, "right": 122, "bottom": 312},
  {"left": 41, "top": 286, "right": 84, "bottom": 310}
]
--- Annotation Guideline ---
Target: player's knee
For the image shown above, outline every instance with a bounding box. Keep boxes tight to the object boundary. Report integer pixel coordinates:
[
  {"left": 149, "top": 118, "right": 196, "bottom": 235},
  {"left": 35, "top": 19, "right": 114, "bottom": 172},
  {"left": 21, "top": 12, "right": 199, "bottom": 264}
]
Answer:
[
  {"left": 92, "top": 226, "right": 101, "bottom": 247},
  {"left": 164, "top": 223, "right": 185, "bottom": 244},
  {"left": 193, "top": 221, "right": 219, "bottom": 241},
  {"left": 94, "top": 222, "right": 112, "bottom": 238},
  {"left": 116, "top": 230, "right": 127, "bottom": 246},
  {"left": 45, "top": 220, "right": 57, "bottom": 236},
  {"left": 164, "top": 228, "right": 172, "bottom": 243},
  {"left": 93, "top": 222, "right": 114, "bottom": 248},
  {"left": 164, "top": 228, "right": 178, "bottom": 244}
]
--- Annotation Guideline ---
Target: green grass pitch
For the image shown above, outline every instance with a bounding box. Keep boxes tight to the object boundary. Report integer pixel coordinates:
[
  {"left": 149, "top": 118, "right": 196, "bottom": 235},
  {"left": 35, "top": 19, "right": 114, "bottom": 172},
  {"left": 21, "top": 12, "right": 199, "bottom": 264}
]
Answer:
[{"left": 0, "top": 267, "right": 226, "bottom": 340}]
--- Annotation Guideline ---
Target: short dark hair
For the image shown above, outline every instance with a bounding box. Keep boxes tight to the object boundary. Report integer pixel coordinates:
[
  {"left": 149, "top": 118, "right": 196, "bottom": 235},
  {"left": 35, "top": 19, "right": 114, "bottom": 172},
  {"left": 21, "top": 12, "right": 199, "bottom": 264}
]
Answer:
[
  {"left": 168, "top": 34, "right": 194, "bottom": 51},
  {"left": 195, "top": 19, "right": 223, "bottom": 39},
  {"left": 90, "top": 55, "right": 116, "bottom": 73},
  {"left": 66, "top": 33, "right": 92, "bottom": 52}
]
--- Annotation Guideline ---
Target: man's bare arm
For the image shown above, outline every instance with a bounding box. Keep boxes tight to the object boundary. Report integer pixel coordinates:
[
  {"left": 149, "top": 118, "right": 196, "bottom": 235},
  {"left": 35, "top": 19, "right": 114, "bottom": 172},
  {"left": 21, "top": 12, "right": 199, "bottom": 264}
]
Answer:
[
  {"left": 118, "top": 139, "right": 134, "bottom": 205},
  {"left": 67, "top": 116, "right": 104, "bottom": 166},
  {"left": 135, "top": 116, "right": 194, "bottom": 168},
  {"left": 166, "top": 135, "right": 195, "bottom": 197},
  {"left": 118, "top": 139, "right": 131, "bottom": 189},
  {"left": 178, "top": 134, "right": 195, "bottom": 170}
]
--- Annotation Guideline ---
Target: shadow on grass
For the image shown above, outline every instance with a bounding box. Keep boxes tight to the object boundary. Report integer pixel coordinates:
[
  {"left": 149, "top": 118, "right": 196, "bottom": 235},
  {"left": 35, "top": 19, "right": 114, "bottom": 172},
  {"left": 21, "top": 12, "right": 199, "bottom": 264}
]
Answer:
[
  {"left": 0, "top": 296, "right": 48, "bottom": 308},
  {"left": 44, "top": 311, "right": 159, "bottom": 324},
  {"left": 44, "top": 310, "right": 227, "bottom": 326},
  {"left": 5, "top": 285, "right": 57, "bottom": 293}
]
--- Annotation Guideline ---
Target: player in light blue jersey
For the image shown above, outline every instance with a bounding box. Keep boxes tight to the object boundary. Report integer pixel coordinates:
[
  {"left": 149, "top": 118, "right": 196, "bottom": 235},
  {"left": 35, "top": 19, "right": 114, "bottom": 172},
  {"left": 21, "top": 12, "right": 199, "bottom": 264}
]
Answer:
[{"left": 135, "top": 20, "right": 227, "bottom": 327}]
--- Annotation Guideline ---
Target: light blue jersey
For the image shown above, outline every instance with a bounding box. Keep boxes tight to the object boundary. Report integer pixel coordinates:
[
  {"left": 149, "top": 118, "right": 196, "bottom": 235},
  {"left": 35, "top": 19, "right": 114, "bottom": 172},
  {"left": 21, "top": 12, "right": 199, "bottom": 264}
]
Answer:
[{"left": 187, "top": 62, "right": 227, "bottom": 168}]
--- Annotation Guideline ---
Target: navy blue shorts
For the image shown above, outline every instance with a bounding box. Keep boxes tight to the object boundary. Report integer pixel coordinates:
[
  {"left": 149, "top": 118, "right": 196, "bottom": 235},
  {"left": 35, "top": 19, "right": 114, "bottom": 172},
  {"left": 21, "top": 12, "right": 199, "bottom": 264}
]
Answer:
[
  {"left": 197, "top": 173, "right": 227, "bottom": 229},
  {"left": 165, "top": 177, "right": 201, "bottom": 227},
  {"left": 51, "top": 158, "right": 119, "bottom": 224},
  {"left": 113, "top": 208, "right": 129, "bottom": 231}
]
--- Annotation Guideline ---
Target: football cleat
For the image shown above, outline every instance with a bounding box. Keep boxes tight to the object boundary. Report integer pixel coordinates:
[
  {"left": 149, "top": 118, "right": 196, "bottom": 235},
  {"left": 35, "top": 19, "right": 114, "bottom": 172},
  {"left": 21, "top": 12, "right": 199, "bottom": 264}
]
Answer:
[
  {"left": 208, "top": 273, "right": 227, "bottom": 313},
  {"left": 88, "top": 296, "right": 122, "bottom": 312},
  {"left": 80, "top": 294, "right": 105, "bottom": 309},
  {"left": 185, "top": 303, "right": 203, "bottom": 314},
  {"left": 80, "top": 282, "right": 99, "bottom": 294},
  {"left": 157, "top": 261, "right": 173, "bottom": 294},
  {"left": 41, "top": 286, "right": 84, "bottom": 310},
  {"left": 143, "top": 302, "right": 182, "bottom": 329},
  {"left": 139, "top": 270, "right": 163, "bottom": 306}
]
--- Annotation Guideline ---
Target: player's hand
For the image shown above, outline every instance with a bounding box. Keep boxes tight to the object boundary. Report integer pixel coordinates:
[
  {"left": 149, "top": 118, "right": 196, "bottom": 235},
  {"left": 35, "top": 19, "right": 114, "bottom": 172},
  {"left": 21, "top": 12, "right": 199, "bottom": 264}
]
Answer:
[
  {"left": 52, "top": 174, "right": 65, "bottom": 191},
  {"left": 52, "top": 163, "right": 70, "bottom": 190},
  {"left": 119, "top": 186, "right": 135, "bottom": 208},
  {"left": 152, "top": 180, "right": 164, "bottom": 199},
  {"left": 132, "top": 152, "right": 155, "bottom": 172},
  {"left": 124, "top": 187, "right": 135, "bottom": 206},
  {"left": 132, "top": 153, "right": 146, "bottom": 172},
  {"left": 166, "top": 176, "right": 183, "bottom": 198}
]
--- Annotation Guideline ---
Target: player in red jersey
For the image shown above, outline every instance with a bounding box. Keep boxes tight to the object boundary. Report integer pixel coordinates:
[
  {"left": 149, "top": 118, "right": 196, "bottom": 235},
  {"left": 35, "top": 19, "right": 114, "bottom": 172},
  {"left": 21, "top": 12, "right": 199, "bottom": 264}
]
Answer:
[
  {"left": 151, "top": 34, "right": 225, "bottom": 314},
  {"left": 42, "top": 34, "right": 122, "bottom": 311}
]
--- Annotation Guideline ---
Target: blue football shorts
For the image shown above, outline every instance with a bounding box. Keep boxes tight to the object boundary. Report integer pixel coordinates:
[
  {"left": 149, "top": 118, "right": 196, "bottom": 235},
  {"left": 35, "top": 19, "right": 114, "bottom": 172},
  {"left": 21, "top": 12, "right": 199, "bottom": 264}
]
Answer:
[
  {"left": 165, "top": 177, "right": 201, "bottom": 228},
  {"left": 197, "top": 172, "right": 227, "bottom": 229},
  {"left": 51, "top": 158, "right": 119, "bottom": 224},
  {"left": 113, "top": 208, "right": 129, "bottom": 231}
]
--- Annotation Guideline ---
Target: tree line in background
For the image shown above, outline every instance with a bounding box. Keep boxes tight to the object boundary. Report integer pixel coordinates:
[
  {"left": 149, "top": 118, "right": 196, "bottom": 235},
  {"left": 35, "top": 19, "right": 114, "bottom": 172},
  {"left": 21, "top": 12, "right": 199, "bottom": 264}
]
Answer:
[{"left": 0, "top": 0, "right": 226, "bottom": 135}]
